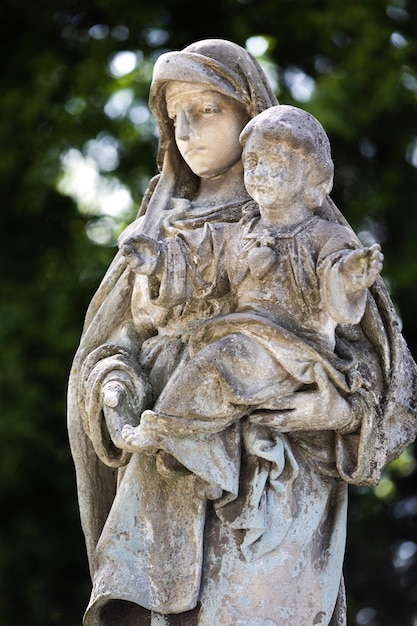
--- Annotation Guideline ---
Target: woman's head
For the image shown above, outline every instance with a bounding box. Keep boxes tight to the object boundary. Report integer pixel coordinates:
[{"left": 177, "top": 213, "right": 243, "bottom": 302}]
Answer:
[
  {"left": 149, "top": 39, "right": 278, "bottom": 188},
  {"left": 150, "top": 39, "right": 277, "bottom": 120}
]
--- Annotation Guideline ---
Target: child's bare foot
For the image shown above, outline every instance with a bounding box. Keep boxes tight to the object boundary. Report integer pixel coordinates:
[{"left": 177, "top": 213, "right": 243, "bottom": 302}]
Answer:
[{"left": 121, "top": 423, "right": 160, "bottom": 454}]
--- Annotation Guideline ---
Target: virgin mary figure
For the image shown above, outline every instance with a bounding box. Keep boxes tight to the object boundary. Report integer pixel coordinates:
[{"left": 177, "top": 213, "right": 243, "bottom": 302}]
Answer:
[{"left": 68, "top": 39, "right": 417, "bottom": 626}]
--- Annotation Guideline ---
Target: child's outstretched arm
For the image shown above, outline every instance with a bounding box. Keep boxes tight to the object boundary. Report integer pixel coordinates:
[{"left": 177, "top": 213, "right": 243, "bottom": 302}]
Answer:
[
  {"left": 340, "top": 243, "right": 384, "bottom": 295},
  {"left": 120, "top": 233, "right": 162, "bottom": 275}
]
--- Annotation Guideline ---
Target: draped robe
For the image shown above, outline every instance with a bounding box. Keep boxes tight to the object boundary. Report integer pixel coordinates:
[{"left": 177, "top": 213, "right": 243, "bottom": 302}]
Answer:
[
  {"left": 69, "top": 201, "right": 417, "bottom": 626},
  {"left": 67, "top": 38, "right": 417, "bottom": 626}
]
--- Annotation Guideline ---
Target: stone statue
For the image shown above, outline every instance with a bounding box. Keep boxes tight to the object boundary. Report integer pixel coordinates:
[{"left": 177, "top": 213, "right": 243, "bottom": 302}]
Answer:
[
  {"left": 68, "top": 39, "right": 417, "bottom": 626},
  {"left": 119, "top": 105, "right": 384, "bottom": 448}
]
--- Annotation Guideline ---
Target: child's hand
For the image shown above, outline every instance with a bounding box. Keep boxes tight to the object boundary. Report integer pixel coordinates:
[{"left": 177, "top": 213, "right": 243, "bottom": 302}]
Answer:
[
  {"left": 340, "top": 243, "right": 383, "bottom": 294},
  {"left": 120, "top": 234, "right": 161, "bottom": 275}
]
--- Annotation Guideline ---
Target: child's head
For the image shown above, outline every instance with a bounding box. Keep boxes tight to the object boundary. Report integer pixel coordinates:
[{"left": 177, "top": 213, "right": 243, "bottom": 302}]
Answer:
[{"left": 240, "top": 105, "right": 334, "bottom": 211}]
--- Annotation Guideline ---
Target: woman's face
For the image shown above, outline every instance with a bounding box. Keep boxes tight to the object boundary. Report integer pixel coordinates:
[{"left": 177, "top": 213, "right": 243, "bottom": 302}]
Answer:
[{"left": 165, "top": 81, "right": 249, "bottom": 179}]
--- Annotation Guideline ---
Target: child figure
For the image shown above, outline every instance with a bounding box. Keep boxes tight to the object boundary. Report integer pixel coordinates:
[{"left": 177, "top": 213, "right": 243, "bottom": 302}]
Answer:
[{"left": 119, "top": 105, "right": 383, "bottom": 453}]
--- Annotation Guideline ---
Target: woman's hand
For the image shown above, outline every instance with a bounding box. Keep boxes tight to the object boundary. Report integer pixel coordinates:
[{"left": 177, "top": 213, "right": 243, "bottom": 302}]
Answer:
[{"left": 251, "top": 363, "right": 354, "bottom": 432}]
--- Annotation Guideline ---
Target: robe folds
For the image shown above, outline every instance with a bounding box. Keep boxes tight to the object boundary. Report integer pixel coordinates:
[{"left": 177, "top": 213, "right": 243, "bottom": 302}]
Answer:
[
  {"left": 69, "top": 198, "right": 417, "bottom": 626},
  {"left": 68, "top": 38, "right": 417, "bottom": 626}
]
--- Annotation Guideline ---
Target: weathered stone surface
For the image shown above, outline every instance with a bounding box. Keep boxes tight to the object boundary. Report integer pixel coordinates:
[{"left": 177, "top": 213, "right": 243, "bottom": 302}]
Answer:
[{"left": 68, "top": 39, "right": 417, "bottom": 626}]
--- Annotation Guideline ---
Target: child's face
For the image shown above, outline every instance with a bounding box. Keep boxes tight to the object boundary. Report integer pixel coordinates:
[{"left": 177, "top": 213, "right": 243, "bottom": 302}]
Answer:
[{"left": 242, "top": 131, "right": 307, "bottom": 213}]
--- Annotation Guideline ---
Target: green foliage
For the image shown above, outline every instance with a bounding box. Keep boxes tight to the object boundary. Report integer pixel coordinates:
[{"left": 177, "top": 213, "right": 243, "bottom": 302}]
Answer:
[{"left": 0, "top": 0, "right": 416, "bottom": 624}]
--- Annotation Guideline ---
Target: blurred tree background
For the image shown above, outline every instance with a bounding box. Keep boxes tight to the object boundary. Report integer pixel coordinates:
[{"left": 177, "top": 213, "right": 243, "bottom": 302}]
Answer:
[{"left": 0, "top": 0, "right": 416, "bottom": 624}]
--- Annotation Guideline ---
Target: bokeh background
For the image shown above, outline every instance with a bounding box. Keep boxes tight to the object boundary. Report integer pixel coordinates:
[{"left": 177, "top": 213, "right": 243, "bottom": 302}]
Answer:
[{"left": 1, "top": 1, "right": 416, "bottom": 624}]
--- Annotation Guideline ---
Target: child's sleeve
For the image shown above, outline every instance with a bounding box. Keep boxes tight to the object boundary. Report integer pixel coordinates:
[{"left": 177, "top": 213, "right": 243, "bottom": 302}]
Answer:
[
  {"left": 148, "top": 223, "right": 230, "bottom": 308},
  {"left": 316, "top": 223, "right": 367, "bottom": 324}
]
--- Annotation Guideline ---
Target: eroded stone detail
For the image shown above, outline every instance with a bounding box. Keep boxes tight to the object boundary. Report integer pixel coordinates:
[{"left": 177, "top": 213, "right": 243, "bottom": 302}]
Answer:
[{"left": 68, "top": 39, "right": 417, "bottom": 626}]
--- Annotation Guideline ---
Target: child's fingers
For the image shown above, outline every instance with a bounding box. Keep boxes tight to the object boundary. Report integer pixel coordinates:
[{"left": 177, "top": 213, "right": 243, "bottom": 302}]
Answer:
[
  {"left": 368, "top": 247, "right": 383, "bottom": 273},
  {"left": 370, "top": 259, "right": 383, "bottom": 272},
  {"left": 120, "top": 243, "right": 135, "bottom": 257},
  {"left": 351, "top": 248, "right": 369, "bottom": 260},
  {"left": 368, "top": 243, "right": 381, "bottom": 253}
]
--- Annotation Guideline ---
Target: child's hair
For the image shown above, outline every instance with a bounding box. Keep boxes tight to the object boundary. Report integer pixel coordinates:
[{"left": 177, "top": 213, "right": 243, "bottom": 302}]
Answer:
[{"left": 240, "top": 105, "right": 334, "bottom": 204}]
